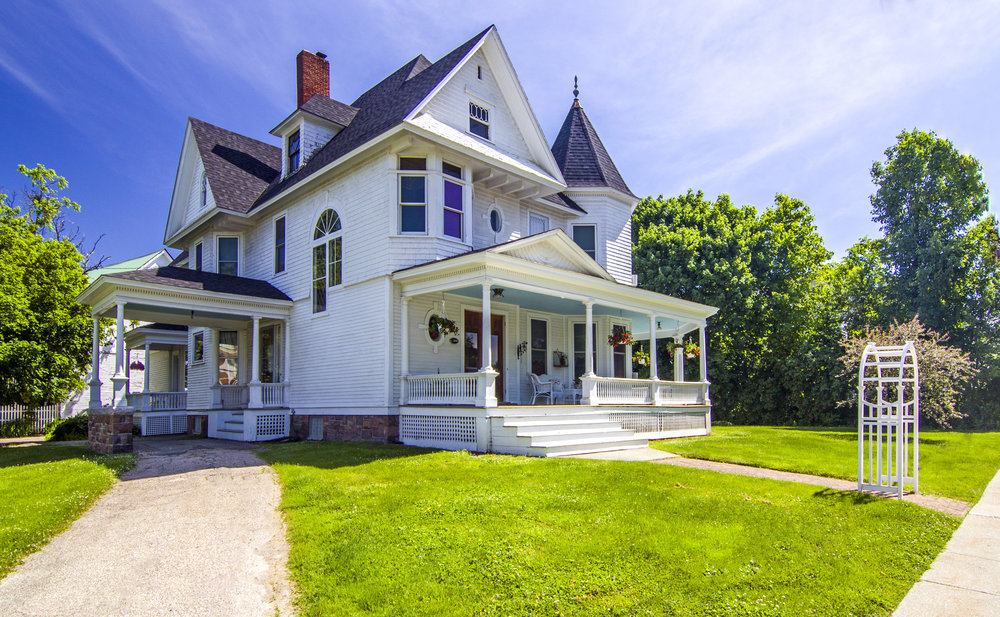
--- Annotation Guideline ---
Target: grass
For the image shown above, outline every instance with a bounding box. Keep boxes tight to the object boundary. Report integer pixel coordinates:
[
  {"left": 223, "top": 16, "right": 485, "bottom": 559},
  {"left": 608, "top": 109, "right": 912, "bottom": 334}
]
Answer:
[
  {"left": 261, "top": 441, "right": 958, "bottom": 617},
  {"left": 651, "top": 426, "right": 1000, "bottom": 503},
  {"left": 0, "top": 443, "right": 134, "bottom": 579}
]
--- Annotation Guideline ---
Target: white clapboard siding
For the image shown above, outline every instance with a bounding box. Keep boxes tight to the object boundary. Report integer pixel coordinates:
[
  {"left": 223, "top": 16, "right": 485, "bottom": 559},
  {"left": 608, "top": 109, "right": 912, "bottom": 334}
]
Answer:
[
  {"left": 184, "top": 156, "right": 217, "bottom": 227},
  {"left": 420, "top": 49, "right": 533, "bottom": 165}
]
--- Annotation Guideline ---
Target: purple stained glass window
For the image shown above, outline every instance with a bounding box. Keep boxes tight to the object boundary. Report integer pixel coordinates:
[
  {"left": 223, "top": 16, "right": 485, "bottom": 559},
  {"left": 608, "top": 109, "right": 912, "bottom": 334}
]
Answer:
[
  {"left": 444, "top": 209, "right": 462, "bottom": 239},
  {"left": 443, "top": 180, "right": 463, "bottom": 239},
  {"left": 444, "top": 181, "right": 462, "bottom": 211}
]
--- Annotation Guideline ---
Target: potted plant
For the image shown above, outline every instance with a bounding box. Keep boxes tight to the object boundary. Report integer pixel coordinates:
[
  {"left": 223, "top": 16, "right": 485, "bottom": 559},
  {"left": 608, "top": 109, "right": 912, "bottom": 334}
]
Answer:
[
  {"left": 684, "top": 341, "right": 700, "bottom": 359},
  {"left": 607, "top": 330, "right": 635, "bottom": 346},
  {"left": 427, "top": 315, "right": 458, "bottom": 342}
]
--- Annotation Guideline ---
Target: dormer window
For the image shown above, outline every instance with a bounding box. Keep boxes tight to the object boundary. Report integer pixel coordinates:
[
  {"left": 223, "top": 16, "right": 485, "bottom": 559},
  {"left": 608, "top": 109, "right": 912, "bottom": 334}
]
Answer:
[
  {"left": 287, "top": 129, "right": 301, "bottom": 171},
  {"left": 469, "top": 102, "right": 489, "bottom": 140}
]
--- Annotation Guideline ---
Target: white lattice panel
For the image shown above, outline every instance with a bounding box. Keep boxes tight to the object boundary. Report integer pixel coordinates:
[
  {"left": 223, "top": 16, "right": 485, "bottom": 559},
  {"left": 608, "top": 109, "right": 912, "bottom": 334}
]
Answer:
[
  {"left": 144, "top": 416, "right": 172, "bottom": 436},
  {"left": 255, "top": 414, "right": 286, "bottom": 438},
  {"left": 400, "top": 415, "right": 476, "bottom": 444},
  {"left": 172, "top": 415, "right": 187, "bottom": 433},
  {"left": 609, "top": 412, "right": 706, "bottom": 434}
]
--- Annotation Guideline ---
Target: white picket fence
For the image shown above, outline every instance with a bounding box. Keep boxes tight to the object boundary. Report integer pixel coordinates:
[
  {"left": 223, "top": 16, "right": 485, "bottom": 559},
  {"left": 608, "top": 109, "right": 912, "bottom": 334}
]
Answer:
[{"left": 0, "top": 404, "right": 62, "bottom": 434}]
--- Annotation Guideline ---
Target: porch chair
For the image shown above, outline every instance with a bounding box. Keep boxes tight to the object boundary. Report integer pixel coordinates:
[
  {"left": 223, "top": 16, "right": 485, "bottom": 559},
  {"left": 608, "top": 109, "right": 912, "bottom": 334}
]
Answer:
[{"left": 529, "top": 373, "right": 563, "bottom": 405}]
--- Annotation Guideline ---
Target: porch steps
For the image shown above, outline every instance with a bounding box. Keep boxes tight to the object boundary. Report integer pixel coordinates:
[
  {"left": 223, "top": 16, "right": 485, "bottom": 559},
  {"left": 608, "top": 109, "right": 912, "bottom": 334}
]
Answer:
[{"left": 497, "top": 413, "right": 649, "bottom": 458}]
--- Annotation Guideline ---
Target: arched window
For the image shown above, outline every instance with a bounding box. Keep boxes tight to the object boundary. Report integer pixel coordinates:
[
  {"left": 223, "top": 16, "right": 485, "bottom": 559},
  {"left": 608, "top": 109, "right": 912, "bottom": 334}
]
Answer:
[{"left": 312, "top": 209, "right": 342, "bottom": 313}]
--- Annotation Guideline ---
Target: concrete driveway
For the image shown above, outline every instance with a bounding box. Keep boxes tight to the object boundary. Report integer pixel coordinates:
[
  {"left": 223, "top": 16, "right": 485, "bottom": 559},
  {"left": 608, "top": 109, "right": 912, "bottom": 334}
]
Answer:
[{"left": 0, "top": 437, "right": 294, "bottom": 617}]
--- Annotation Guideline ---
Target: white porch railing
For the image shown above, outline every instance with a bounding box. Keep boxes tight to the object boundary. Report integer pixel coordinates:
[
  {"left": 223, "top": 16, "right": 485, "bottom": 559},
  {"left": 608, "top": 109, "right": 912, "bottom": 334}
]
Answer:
[
  {"left": 219, "top": 385, "right": 249, "bottom": 409},
  {"left": 581, "top": 376, "right": 709, "bottom": 406},
  {"left": 403, "top": 372, "right": 497, "bottom": 407},
  {"left": 127, "top": 391, "right": 187, "bottom": 411},
  {"left": 260, "top": 383, "right": 286, "bottom": 408}
]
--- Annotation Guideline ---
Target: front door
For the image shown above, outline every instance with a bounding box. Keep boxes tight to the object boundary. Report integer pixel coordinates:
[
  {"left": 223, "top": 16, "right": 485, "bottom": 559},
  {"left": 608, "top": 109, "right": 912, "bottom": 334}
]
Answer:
[{"left": 464, "top": 311, "right": 505, "bottom": 402}]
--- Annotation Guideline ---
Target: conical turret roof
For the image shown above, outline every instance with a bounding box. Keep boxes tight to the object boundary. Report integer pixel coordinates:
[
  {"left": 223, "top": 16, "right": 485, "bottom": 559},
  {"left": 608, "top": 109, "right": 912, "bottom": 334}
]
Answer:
[{"left": 550, "top": 98, "right": 635, "bottom": 198}]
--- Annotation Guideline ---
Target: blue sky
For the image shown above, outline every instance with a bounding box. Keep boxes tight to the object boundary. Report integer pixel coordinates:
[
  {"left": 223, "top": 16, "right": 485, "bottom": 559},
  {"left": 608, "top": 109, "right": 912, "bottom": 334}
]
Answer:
[{"left": 1, "top": 1, "right": 997, "bottom": 264}]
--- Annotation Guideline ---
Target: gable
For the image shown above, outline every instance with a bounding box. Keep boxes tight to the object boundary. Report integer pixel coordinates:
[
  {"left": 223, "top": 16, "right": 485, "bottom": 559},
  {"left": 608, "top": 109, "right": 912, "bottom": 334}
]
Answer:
[
  {"left": 489, "top": 230, "right": 615, "bottom": 280},
  {"left": 408, "top": 29, "right": 564, "bottom": 183}
]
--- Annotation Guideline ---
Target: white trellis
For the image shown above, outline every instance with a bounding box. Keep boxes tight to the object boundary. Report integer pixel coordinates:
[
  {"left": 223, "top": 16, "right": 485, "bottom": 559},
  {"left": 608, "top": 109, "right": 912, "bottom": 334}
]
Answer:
[{"left": 858, "top": 341, "right": 920, "bottom": 498}]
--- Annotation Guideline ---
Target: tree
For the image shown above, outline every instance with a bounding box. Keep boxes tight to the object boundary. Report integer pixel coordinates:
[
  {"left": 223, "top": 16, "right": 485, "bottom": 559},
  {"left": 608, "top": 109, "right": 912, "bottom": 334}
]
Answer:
[
  {"left": 633, "top": 191, "right": 848, "bottom": 424},
  {"left": 0, "top": 165, "right": 93, "bottom": 407},
  {"left": 870, "top": 129, "right": 990, "bottom": 334},
  {"left": 826, "top": 237, "right": 897, "bottom": 337},
  {"left": 839, "top": 318, "right": 978, "bottom": 427}
]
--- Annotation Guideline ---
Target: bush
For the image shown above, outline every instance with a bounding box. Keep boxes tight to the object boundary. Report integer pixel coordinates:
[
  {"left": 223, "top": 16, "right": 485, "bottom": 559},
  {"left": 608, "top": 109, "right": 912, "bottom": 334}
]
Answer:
[
  {"left": 44, "top": 414, "right": 89, "bottom": 441},
  {"left": 0, "top": 417, "right": 33, "bottom": 437}
]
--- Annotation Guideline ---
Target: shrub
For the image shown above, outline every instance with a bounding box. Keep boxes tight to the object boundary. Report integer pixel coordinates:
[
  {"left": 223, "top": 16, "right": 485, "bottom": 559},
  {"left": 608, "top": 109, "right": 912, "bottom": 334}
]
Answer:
[
  {"left": 44, "top": 414, "right": 89, "bottom": 441},
  {"left": 0, "top": 417, "right": 34, "bottom": 437},
  {"left": 839, "top": 317, "right": 978, "bottom": 427}
]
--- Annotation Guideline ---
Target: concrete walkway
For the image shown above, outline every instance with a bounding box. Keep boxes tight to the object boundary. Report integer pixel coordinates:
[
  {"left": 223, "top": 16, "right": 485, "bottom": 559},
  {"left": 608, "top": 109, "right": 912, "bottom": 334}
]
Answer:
[
  {"left": 893, "top": 470, "right": 1000, "bottom": 616},
  {"left": 0, "top": 437, "right": 294, "bottom": 617}
]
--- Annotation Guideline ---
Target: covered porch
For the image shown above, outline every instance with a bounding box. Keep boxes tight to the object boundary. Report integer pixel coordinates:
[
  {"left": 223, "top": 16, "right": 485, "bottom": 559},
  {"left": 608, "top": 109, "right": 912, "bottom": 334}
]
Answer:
[
  {"left": 392, "top": 231, "right": 719, "bottom": 456},
  {"left": 78, "top": 267, "right": 295, "bottom": 441}
]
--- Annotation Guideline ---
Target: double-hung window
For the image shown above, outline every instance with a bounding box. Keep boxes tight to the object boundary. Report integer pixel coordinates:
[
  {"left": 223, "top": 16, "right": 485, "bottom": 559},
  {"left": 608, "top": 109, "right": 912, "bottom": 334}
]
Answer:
[
  {"left": 274, "top": 217, "right": 286, "bottom": 274},
  {"left": 217, "top": 237, "right": 238, "bottom": 275},
  {"left": 312, "top": 209, "right": 343, "bottom": 313},
  {"left": 469, "top": 102, "right": 489, "bottom": 139},
  {"left": 287, "top": 130, "right": 301, "bottom": 172},
  {"left": 442, "top": 161, "right": 464, "bottom": 240},
  {"left": 530, "top": 319, "right": 547, "bottom": 376},
  {"left": 573, "top": 224, "right": 597, "bottom": 260},
  {"left": 399, "top": 157, "right": 427, "bottom": 233}
]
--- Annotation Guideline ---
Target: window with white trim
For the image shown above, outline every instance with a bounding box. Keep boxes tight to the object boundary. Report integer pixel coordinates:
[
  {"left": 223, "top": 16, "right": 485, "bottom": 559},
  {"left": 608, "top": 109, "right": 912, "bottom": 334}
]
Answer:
[
  {"left": 489, "top": 207, "right": 503, "bottom": 233},
  {"left": 200, "top": 172, "right": 208, "bottom": 207},
  {"left": 530, "top": 319, "right": 547, "bottom": 375},
  {"left": 287, "top": 129, "right": 301, "bottom": 172},
  {"left": 529, "top": 212, "right": 549, "bottom": 235},
  {"left": 194, "top": 242, "right": 203, "bottom": 271},
  {"left": 192, "top": 331, "right": 204, "bottom": 362},
  {"left": 573, "top": 224, "right": 597, "bottom": 260},
  {"left": 274, "top": 216, "right": 286, "bottom": 274},
  {"left": 442, "top": 161, "right": 464, "bottom": 240},
  {"left": 312, "top": 209, "right": 342, "bottom": 313},
  {"left": 217, "top": 236, "right": 238, "bottom": 276},
  {"left": 469, "top": 102, "right": 489, "bottom": 140},
  {"left": 399, "top": 157, "right": 427, "bottom": 233}
]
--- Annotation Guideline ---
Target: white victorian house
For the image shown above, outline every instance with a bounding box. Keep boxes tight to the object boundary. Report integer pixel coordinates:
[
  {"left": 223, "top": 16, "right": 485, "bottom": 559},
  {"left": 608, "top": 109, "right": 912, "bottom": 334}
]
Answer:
[{"left": 78, "top": 26, "right": 718, "bottom": 456}]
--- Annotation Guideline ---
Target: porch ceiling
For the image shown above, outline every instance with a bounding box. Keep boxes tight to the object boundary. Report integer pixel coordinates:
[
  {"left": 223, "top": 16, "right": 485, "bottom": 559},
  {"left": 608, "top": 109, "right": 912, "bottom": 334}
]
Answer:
[
  {"left": 112, "top": 303, "right": 252, "bottom": 330},
  {"left": 444, "top": 285, "right": 696, "bottom": 338}
]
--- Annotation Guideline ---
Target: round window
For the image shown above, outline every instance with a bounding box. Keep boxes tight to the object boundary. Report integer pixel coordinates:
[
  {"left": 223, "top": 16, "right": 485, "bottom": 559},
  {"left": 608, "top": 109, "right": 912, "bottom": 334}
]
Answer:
[{"left": 489, "top": 208, "right": 503, "bottom": 233}]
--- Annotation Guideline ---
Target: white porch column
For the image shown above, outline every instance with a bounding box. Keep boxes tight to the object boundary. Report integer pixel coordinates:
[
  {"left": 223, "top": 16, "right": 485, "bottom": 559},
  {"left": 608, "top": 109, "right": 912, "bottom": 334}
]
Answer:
[
  {"left": 648, "top": 314, "right": 659, "bottom": 381},
  {"left": 88, "top": 316, "right": 102, "bottom": 408},
  {"left": 283, "top": 319, "right": 292, "bottom": 384},
  {"left": 400, "top": 297, "right": 410, "bottom": 405},
  {"left": 209, "top": 329, "right": 222, "bottom": 409},
  {"left": 673, "top": 336, "right": 685, "bottom": 382},
  {"left": 699, "top": 326, "right": 708, "bottom": 382},
  {"left": 111, "top": 302, "right": 129, "bottom": 408},
  {"left": 142, "top": 343, "right": 151, "bottom": 393},
  {"left": 248, "top": 316, "right": 263, "bottom": 408},
  {"left": 584, "top": 301, "right": 594, "bottom": 376},
  {"left": 480, "top": 283, "right": 492, "bottom": 371}
]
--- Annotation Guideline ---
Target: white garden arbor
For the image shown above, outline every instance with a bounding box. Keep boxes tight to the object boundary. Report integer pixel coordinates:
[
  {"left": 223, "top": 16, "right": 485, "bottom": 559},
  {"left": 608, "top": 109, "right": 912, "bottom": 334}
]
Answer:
[{"left": 858, "top": 342, "right": 920, "bottom": 498}]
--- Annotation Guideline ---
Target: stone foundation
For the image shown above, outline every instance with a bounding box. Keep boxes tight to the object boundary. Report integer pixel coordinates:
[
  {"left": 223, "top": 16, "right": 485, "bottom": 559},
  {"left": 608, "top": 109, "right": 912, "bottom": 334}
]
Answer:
[
  {"left": 290, "top": 414, "right": 399, "bottom": 443},
  {"left": 88, "top": 410, "right": 134, "bottom": 454},
  {"left": 187, "top": 414, "right": 208, "bottom": 437}
]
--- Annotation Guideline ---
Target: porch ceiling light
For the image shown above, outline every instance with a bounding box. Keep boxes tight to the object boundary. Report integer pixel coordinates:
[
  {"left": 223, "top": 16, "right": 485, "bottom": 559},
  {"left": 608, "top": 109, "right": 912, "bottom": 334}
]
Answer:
[{"left": 492, "top": 287, "right": 504, "bottom": 299}]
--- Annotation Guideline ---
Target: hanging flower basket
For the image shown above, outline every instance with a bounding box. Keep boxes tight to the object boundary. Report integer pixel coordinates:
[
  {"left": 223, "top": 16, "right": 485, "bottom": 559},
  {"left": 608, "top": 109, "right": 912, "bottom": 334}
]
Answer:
[
  {"left": 607, "top": 330, "right": 635, "bottom": 347},
  {"left": 427, "top": 315, "right": 459, "bottom": 342},
  {"left": 129, "top": 360, "right": 145, "bottom": 371},
  {"left": 666, "top": 341, "right": 701, "bottom": 358},
  {"left": 632, "top": 350, "right": 650, "bottom": 367}
]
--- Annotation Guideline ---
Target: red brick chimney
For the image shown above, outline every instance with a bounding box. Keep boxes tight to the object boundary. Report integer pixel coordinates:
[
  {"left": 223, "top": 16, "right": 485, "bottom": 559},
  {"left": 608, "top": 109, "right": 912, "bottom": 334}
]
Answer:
[{"left": 296, "top": 50, "right": 329, "bottom": 107}]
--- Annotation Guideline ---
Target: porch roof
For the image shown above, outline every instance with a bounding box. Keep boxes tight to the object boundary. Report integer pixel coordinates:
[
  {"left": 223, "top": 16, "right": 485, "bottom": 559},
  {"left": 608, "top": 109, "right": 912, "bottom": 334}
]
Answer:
[
  {"left": 393, "top": 232, "right": 718, "bottom": 333},
  {"left": 78, "top": 267, "right": 293, "bottom": 327}
]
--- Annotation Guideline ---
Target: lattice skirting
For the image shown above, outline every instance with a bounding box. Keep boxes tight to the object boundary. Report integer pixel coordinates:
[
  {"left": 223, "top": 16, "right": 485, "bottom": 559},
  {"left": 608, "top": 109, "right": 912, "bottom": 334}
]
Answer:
[
  {"left": 255, "top": 413, "right": 287, "bottom": 439},
  {"left": 400, "top": 415, "right": 476, "bottom": 444},
  {"left": 142, "top": 413, "right": 187, "bottom": 436},
  {"left": 609, "top": 411, "right": 708, "bottom": 435}
]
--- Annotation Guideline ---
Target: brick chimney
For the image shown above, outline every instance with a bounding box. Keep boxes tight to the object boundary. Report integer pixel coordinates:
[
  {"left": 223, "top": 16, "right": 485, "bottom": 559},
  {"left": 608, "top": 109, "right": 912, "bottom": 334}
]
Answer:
[{"left": 296, "top": 50, "right": 329, "bottom": 107}]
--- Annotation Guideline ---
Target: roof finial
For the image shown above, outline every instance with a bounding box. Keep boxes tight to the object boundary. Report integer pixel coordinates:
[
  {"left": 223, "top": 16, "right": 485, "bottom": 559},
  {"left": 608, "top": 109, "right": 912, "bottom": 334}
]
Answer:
[{"left": 573, "top": 75, "right": 579, "bottom": 100}]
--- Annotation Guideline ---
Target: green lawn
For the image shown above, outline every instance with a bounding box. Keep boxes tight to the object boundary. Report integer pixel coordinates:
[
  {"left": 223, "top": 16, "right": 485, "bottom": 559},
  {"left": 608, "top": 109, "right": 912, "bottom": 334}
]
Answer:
[
  {"left": 652, "top": 426, "right": 1000, "bottom": 504},
  {"left": 261, "top": 442, "right": 957, "bottom": 617},
  {"left": 0, "top": 444, "right": 134, "bottom": 579}
]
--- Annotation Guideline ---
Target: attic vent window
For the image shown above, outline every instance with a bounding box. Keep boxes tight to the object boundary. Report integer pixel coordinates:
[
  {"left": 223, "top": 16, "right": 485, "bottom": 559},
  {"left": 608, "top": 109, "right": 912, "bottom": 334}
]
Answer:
[
  {"left": 469, "top": 102, "right": 489, "bottom": 140},
  {"left": 287, "top": 129, "right": 301, "bottom": 172},
  {"left": 477, "top": 65, "right": 482, "bottom": 80}
]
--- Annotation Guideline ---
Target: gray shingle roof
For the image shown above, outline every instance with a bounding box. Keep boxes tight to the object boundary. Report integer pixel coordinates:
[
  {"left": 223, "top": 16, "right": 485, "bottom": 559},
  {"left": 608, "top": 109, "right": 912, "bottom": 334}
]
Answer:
[
  {"left": 542, "top": 192, "right": 586, "bottom": 213},
  {"left": 106, "top": 267, "right": 291, "bottom": 301},
  {"left": 189, "top": 118, "right": 281, "bottom": 214},
  {"left": 251, "top": 26, "right": 494, "bottom": 209},
  {"left": 550, "top": 100, "right": 635, "bottom": 198},
  {"left": 299, "top": 94, "right": 359, "bottom": 127}
]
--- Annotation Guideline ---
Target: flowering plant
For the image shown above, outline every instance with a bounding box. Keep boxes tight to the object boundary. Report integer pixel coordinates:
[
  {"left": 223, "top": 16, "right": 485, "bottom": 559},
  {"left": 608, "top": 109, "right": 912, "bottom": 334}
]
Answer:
[
  {"left": 607, "top": 330, "right": 635, "bottom": 346},
  {"left": 129, "top": 360, "right": 145, "bottom": 371},
  {"left": 632, "top": 350, "right": 650, "bottom": 367},
  {"left": 428, "top": 315, "right": 458, "bottom": 341},
  {"left": 665, "top": 341, "right": 700, "bottom": 358}
]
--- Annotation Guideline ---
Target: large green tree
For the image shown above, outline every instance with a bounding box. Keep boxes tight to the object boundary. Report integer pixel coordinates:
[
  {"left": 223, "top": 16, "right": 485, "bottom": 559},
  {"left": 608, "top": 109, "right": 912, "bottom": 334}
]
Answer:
[
  {"left": 0, "top": 165, "right": 92, "bottom": 407},
  {"left": 633, "top": 191, "right": 847, "bottom": 424}
]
